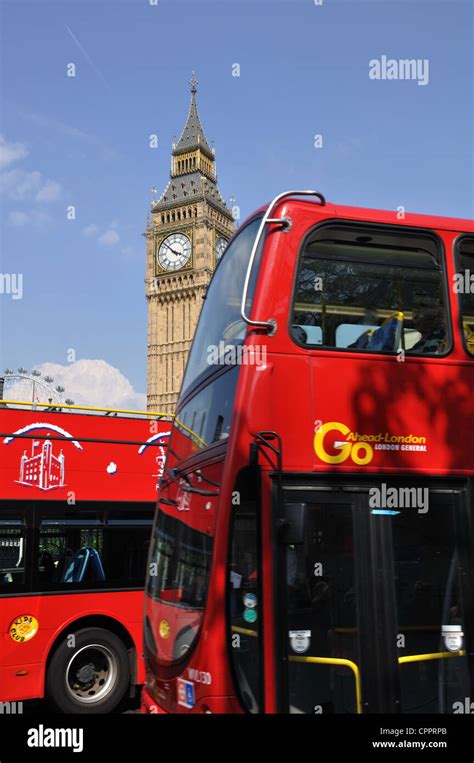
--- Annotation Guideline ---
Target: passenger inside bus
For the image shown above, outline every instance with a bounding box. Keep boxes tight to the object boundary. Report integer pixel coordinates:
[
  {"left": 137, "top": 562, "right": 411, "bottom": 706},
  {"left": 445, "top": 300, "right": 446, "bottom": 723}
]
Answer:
[
  {"left": 464, "top": 321, "right": 474, "bottom": 353},
  {"left": 291, "top": 228, "right": 450, "bottom": 357},
  {"left": 409, "top": 309, "right": 447, "bottom": 354}
]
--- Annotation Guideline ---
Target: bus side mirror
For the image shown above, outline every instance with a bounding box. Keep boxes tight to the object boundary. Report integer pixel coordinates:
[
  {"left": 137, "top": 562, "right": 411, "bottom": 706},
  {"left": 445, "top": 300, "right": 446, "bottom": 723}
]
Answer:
[{"left": 278, "top": 503, "right": 309, "bottom": 545}]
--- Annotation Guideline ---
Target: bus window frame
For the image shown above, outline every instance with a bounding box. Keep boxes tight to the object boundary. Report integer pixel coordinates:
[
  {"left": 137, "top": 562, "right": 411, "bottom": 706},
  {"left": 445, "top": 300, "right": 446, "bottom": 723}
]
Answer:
[
  {"left": 178, "top": 214, "right": 266, "bottom": 404},
  {"left": 288, "top": 219, "right": 453, "bottom": 359},
  {"left": 453, "top": 233, "right": 474, "bottom": 359}
]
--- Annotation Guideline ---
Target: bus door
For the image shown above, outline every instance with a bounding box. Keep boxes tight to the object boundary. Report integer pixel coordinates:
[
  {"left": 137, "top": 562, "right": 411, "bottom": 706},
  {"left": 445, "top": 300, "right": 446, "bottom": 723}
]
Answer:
[
  {"left": 389, "top": 487, "right": 474, "bottom": 714},
  {"left": 273, "top": 484, "right": 474, "bottom": 714}
]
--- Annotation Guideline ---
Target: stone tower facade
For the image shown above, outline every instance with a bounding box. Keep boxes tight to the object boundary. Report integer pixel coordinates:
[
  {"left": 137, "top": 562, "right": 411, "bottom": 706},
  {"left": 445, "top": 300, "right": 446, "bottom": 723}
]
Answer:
[{"left": 145, "top": 73, "right": 235, "bottom": 415}]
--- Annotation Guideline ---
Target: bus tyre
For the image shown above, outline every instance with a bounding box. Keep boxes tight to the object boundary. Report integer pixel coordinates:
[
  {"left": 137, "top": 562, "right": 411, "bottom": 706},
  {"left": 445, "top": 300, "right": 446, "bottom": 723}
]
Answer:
[{"left": 46, "top": 627, "right": 131, "bottom": 714}]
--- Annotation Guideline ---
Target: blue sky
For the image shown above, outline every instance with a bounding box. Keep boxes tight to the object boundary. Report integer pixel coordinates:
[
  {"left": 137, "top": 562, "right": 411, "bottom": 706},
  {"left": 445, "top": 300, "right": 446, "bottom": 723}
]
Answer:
[{"left": 1, "top": 0, "right": 472, "bottom": 406}]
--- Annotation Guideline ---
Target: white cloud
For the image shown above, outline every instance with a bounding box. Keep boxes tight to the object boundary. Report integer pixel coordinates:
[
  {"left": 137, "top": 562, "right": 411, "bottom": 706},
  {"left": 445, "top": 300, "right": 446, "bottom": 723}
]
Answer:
[
  {"left": 8, "top": 209, "right": 51, "bottom": 227},
  {"left": 0, "top": 136, "right": 29, "bottom": 169},
  {"left": 82, "top": 223, "right": 99, "bottom": 237},
  {"left": 0, "top": 167, "right": 62, "bottom": 203},
  {"left": 5, "top": 359, "right": 146, "bottom": 410},
  {"left": 36, "top": 178, "right": 61, "bottom": 202},
  {"left": 81, "top": 220, "right": 130, "bottom": 251},
  {"left": 9, "top": 210, "right": 29, "bottom": 226},
  {"left": 0, "top": 135, "right": 62, "bottom": 211},
  {"left": 1, "top": 168, "right": 42, "bottom": 199},
  {"left": 98, "top": 229, "right": 120, "bottom": 247}
]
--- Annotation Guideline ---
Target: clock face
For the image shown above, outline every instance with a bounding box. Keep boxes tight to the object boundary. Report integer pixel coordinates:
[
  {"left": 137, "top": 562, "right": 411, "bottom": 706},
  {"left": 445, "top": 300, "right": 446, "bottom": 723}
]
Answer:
[
  {"left": 158, "top": 233, "right": 192, "bottom": 271},
  {"left": 215, "top": 236, "right": 228, "bottom": 261}
]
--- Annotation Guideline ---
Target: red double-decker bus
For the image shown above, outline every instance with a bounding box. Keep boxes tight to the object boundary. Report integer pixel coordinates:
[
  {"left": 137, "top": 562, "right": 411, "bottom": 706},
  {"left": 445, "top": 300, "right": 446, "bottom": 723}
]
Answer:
[
  {"left": 0, "top": 401, "right": 170, "bottom": 713},
  {"left": 142, "top": 190, "right": 474, "bottom": 714}
]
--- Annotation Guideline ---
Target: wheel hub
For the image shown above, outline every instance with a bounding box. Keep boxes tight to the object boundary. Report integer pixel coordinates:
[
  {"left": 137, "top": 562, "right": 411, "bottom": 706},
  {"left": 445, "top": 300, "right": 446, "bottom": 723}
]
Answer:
[
  {"left": 65, "top": 644, "right": 117, "bottom": 704},
  {"left": 76, "top": 662, "right": 95, "bottom": 684}
]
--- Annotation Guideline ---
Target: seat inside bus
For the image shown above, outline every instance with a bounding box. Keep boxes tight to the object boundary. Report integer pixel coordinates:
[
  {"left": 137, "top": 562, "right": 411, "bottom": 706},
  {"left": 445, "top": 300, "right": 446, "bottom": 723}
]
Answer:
[{"left": 61, "top": 546, "right": 106, "bottom": 584}]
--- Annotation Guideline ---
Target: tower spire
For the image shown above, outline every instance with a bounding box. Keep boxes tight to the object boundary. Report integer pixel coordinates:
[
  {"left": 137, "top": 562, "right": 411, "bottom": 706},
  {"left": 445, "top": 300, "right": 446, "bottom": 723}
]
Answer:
[
  {"left": 152, "top": 74, "right": 233, "bottom": 213},
  {"left": 174, "top": 71, "right": 213, "bottom": 159}
]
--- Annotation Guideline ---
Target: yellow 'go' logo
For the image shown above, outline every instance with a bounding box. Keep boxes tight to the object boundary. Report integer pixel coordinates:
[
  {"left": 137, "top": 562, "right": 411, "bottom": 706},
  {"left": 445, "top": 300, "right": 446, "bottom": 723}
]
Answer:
[{"left": 314, "top": 422, "right": 373, "bottom": 466}]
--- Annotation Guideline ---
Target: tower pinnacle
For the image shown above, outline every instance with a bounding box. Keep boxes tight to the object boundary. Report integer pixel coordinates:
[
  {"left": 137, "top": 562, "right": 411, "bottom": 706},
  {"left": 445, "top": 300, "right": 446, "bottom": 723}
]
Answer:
[{"left": 174, "top": 72, "right": 212, "bottom": 159}]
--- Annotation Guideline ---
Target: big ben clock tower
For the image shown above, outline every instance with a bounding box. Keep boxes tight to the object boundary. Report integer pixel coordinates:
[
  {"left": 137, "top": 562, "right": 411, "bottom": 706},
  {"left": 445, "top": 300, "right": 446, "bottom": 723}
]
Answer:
[{"left": 145, "top": 73, "right": 235, "bottom": 414}]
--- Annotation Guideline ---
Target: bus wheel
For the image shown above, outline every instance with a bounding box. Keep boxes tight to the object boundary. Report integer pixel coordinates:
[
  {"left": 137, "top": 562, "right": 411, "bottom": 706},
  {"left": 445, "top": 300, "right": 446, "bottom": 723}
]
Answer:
[{"left": 46, "top": 627, "right": 131, "bottom": 714}]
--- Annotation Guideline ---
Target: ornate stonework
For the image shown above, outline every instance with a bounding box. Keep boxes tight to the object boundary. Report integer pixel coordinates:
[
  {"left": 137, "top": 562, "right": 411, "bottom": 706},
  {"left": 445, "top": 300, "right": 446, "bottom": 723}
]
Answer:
[{"left": 145, "top": 73, "right": 234, "bottom": 415}]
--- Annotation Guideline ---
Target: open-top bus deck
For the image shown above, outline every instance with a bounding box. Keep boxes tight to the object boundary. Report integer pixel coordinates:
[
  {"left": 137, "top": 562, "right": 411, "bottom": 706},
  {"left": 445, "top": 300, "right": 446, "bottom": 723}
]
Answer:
[{"left": 0, "top": 400, "right": 171, "bottom": 713}]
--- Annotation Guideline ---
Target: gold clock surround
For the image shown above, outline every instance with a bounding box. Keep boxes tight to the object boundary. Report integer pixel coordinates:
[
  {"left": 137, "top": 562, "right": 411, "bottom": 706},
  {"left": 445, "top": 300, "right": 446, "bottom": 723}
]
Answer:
[{"left": 155, "top": 228, "right": 194, "bottom": 276}]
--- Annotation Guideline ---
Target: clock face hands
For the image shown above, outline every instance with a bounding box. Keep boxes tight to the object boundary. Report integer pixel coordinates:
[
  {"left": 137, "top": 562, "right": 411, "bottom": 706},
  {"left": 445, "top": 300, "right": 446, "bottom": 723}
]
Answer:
[
  {"left": 164, "top": 242, "right": 182, "bottom": 258},
  {"left": 157, "top": 232, "right": 229, "bottom": 272},
  {"left": 158, "top": 233, "right": 192, "bottom": 271}
]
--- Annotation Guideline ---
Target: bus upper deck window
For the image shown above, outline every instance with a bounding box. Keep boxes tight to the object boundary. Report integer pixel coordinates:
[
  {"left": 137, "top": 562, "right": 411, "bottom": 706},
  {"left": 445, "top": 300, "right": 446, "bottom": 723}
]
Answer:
[{"left": 291, "top": 226, "right": 449, "bottom": 357}]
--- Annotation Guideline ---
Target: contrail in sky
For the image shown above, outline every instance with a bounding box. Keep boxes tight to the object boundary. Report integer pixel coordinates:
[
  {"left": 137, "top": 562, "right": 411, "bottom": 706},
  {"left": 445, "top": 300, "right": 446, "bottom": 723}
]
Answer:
[{"left": 65, "top": 24, "right": 111, "bottom": 90}]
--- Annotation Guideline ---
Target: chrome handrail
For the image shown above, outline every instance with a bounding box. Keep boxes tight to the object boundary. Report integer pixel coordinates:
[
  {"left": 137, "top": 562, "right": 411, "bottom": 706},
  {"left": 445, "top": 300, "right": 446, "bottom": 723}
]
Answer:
[{"left": 240, "top": 190, "right": 326, "bottom": 334}]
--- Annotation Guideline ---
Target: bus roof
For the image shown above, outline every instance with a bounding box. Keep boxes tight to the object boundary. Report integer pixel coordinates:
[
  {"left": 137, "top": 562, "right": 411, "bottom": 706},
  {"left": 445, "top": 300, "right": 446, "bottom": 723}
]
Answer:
[{"left": 248, "top": 196, "right": 474, "bottom": 234}]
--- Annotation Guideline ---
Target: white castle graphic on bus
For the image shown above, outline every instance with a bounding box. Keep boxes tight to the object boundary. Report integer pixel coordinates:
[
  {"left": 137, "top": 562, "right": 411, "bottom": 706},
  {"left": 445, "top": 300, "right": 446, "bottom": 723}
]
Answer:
[{"left": 18, "top": 439, "right": 65, "bottom": 491}]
